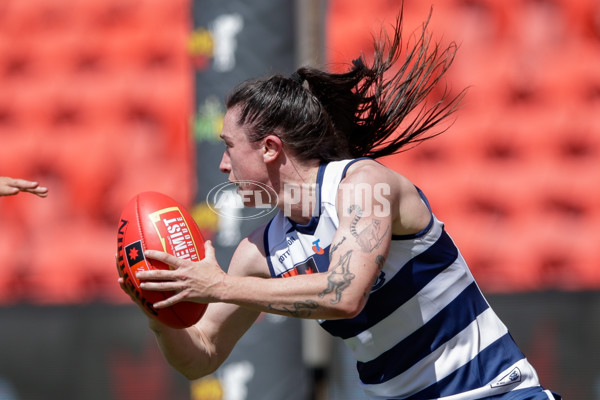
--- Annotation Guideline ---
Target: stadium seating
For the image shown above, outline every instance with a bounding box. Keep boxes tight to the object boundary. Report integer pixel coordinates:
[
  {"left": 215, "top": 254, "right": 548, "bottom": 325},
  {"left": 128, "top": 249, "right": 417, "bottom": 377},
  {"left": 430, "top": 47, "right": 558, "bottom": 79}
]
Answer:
[{"left": 0, "top": 0, "right": 193, "bottom": 303}]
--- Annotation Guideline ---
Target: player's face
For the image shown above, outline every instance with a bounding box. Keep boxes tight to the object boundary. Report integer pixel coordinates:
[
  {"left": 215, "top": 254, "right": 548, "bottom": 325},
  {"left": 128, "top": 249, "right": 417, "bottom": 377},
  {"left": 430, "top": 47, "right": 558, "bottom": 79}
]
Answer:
[{"left": 219, "top": 107, "right": 271, "bottom": 206}]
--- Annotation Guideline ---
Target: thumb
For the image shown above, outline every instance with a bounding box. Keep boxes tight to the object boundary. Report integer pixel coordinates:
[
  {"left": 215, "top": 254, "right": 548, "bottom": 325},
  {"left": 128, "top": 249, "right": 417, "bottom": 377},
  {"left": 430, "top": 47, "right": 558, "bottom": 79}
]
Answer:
[{"left": 203, "top": 240, "right": 216, "bottom": 261}]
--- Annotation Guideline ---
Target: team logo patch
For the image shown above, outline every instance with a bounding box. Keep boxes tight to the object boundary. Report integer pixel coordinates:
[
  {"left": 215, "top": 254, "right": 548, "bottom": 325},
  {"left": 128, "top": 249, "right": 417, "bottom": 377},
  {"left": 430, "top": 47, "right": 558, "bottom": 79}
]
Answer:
[
  {"left": 491, "top": 367, "right": 522, "bottom": 388},
  {"left": 312, "top": 239, "right": 325, "bottom": 255}
]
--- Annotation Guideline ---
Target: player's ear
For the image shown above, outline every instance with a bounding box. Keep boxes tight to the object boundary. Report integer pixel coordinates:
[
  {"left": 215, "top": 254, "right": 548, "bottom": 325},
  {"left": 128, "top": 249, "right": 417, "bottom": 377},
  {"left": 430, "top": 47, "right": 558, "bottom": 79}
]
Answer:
[{"left": 262, "top": 134, "right": 283, "bottom": 163}]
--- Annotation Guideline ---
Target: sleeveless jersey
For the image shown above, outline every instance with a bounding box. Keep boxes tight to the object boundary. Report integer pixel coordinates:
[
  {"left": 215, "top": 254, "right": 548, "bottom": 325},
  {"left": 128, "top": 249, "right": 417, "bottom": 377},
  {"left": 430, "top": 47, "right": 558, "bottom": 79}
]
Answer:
[{"left": 264, "top": 159, "right": 547, "bottom": 400}]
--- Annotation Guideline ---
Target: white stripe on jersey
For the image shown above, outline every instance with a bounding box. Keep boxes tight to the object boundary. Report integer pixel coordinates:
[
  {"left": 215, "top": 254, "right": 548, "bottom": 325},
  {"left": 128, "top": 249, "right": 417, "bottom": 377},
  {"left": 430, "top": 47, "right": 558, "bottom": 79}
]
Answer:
[
  {"left": 361, "top": 307, "right": 510, "bottom": 398},
  {"left": 347, "top": 253, "right": 474, "bottom": 362}
]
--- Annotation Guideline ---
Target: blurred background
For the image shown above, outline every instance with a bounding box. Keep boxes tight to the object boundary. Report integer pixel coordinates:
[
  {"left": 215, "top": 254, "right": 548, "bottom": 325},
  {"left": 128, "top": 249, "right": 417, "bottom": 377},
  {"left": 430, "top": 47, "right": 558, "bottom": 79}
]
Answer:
[{"left": 0, "top": 0, "right": 598, "bottom": 399}]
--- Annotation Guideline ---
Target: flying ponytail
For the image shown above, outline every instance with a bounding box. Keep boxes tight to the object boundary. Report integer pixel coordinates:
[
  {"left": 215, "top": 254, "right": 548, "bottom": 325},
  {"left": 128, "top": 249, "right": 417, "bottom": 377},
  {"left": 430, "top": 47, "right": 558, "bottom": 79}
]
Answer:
[{"left": 226, "top": 6, "right": 465, "bottom": 162}]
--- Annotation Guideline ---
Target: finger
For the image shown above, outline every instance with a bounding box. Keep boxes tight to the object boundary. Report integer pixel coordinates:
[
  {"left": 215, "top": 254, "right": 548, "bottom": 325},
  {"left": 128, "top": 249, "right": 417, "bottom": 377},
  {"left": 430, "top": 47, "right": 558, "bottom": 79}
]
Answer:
[
  {"left": 139, "top": 280, "right": 182, "bottom": 292},
  {"left": 0, "top": 185, "right": 19, "bottom": 196},
  {"left": 9, "top": 179, "right": 39, "bottom": 190},
  {"left": 144, "top": 249, "right": 185, "bottom": 269},
  {"left": 4, "top": 179, "right": 48, "bottom": 197},
  {"left": 24, "top": 186, "right": 48, "bottom": 197},
  {"left": 136, "top": 268, "right": 176, "bottom": 281},
  {"left": 117, "top": 277, "right": 127, "bottom": 292},
  {"left": 152, "top": 292, "right": 187, "bottom": 309}
]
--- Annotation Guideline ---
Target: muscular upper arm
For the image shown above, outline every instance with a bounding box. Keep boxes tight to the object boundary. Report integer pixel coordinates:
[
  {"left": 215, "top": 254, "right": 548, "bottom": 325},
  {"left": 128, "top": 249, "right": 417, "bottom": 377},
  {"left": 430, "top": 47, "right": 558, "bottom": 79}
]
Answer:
[
  {"left": 340, "top": 160, "right": 432, "bottom": 237},
  {"left": 326, "top": 160, "right": 430, "bottom": 307},
  {"left": 323, "top": 161, "right": 396, "bottom": 310}
]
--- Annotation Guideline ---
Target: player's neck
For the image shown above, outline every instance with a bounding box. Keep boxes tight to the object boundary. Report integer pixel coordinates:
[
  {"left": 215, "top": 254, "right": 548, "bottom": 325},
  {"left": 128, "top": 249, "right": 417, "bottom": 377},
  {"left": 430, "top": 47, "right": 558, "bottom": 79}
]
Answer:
[{"left": 277, "top": 160, "right": 320, "bottom": 225}]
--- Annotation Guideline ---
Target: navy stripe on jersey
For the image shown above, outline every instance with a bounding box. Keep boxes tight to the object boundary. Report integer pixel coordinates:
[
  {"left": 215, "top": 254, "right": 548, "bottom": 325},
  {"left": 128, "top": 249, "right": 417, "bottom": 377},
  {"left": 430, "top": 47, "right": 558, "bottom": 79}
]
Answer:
[
  {"left": 287, "top": 163, "right": 327, "bottom": 235},
  {"left": 357, "top": 282, "right": 489, "bottom": 384},
  {"left": 402, "top": 333, "right": 526, "bottom": 400},
  {"left": 320, "top": 229, "right": 459, "bottom": 339},
  {"left": 264, "top": 218, "right": 276, "bottom": 277}
]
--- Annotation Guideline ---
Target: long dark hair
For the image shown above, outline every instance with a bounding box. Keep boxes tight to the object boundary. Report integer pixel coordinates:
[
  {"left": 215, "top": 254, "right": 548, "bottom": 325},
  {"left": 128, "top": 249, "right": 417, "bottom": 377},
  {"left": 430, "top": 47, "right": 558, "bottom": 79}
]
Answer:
[{"left": 226, "top": 8, "right": 465, "bottom": 162}]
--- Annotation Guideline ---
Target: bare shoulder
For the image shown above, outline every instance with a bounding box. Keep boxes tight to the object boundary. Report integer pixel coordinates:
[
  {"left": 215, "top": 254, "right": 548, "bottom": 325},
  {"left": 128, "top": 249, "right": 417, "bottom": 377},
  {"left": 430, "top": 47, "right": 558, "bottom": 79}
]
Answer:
[
  {"left": 344, "top": 158, "right": 394, "bottom": 179},
  {"left": 227, "top": 223, "right": 271, "bottom": 278},
  {"left": 341, "top": 158, "right": 411, "bottom": 200}
]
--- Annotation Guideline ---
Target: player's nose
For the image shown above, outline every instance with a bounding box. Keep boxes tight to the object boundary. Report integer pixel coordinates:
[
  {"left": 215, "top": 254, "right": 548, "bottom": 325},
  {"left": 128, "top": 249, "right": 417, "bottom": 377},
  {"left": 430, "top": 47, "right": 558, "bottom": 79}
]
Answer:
[{"left": 219, "top": 151, "right": 231, "bottom": 174}]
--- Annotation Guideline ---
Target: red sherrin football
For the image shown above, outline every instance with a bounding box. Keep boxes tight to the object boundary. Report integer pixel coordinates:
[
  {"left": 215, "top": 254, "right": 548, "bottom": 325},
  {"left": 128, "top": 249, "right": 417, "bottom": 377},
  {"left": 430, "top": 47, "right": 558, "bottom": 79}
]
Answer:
[{"left": 116, "top": 191, "right": 207, "bottom": 328}]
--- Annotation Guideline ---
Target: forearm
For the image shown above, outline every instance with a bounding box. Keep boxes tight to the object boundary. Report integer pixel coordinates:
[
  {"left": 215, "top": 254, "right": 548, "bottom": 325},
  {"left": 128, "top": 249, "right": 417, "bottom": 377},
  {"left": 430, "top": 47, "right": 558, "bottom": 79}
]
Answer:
[
  {"left": 139, "top": 237, "right": 376, "bottom": 320},
  {"left": 148, "top": 319, "right": 217, "bottom": 379},
  {"left": 147, "top": 302, "right": 260, "bottom": 380},
  {"left": 219, "top": 272, "right": 366, "bottom": 320}
]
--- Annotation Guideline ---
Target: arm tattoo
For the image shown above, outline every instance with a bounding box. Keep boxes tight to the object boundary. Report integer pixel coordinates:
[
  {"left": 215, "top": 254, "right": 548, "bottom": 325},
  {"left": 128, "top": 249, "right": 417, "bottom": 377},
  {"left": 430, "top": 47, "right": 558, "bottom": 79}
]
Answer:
[
  {"left": 319, "top": 250, "right": 355, "bottom": 304},
  {"left": 375, "top": 254, "right": 386, "bottom": 271},
  {"left": 329, "top": 236, "right": 346, "bottom": 262},
  {"left": 362, "top": 254, "right": 387, "bottom": 299},
  {"left": 348, "top": 204, "right": 390, "bottom": 253},
  {"left": 268, "top": 300, "right": 318, "bottom": 318}
]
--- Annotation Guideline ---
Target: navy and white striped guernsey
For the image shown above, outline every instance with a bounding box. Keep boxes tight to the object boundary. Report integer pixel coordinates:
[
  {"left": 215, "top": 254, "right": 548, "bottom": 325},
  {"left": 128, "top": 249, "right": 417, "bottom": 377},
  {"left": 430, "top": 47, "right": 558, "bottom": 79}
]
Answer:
[{"left": 264, "top": 159, "right": 555, "bottom": 400}]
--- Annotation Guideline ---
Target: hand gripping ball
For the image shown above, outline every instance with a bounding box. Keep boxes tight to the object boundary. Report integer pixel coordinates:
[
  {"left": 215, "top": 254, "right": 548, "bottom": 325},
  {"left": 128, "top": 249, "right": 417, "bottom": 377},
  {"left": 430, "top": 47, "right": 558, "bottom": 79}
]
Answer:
[{"left": 116, "top": 191, "right": 207, "bottom": 328}]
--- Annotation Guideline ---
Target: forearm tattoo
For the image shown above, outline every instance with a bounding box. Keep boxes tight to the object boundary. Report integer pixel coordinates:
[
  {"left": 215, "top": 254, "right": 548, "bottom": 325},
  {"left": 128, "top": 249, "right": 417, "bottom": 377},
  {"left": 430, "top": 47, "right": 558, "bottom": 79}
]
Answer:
[
  {"left": 319, "top": 250, "right": 355, "bottom": 304},
  {"left": 329, "top": 236, "right": 346, "bottom": 262},
  {"left": 268, "top": 300, "right": 318, "bottom": 318},
  {"left": 375, "top": 254, "right": 386, "bottom": 271}
]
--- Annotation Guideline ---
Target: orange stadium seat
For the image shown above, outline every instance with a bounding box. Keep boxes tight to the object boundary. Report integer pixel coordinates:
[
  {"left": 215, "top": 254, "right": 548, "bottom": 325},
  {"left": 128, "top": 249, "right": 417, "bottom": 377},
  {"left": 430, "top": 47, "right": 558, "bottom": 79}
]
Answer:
[
  {"left": 527, "top": 214, "right": 600, "bottom": 290},
  {"left": 551, "top": 0, "right": 599, "bottom": 38},
  {"left": 463, "top": 229, "right": 542, "bottom": 293},
  {"left": 0, "top": 214, "right": 26, "bottom": 302},
  {"left": 0, "top": 0, "right": 195, "bottom": 304}
]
